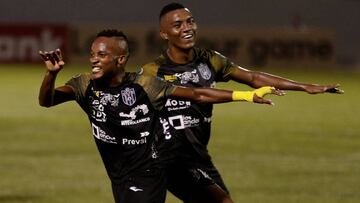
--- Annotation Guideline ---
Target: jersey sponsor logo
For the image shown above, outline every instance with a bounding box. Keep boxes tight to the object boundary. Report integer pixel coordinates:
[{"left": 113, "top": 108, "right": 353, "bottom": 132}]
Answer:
[
  {"left": 129, "top": 186, "right": 143, "bottom": 192},
  {"left": 197, "top": 63, "right": 212, "bottom": 80},
  {"left": 119, "top": 104, "right": 151, "bottom": 126},
  {"left": 92, "top": 89, "right": 120, "bottom": 107},
  {"left": 168, "top": 115, "right": 200, "bottom": 129},
  {"left": 183, "top": 116, "right": 200, "bottom": 127},
  {"left": 121, "top": 87, "right": 136, "bottom": 106},
  {"left": 121, "top": 117, "right": 150, "bottom": 126},
  {"left": 122, "top": 131, "right": 149, "bottom": 145},
  {"left": 119, "top": 104, "right": 149, "bottom": 119},
  {"left": 174, "top": 69, "right": 199, "bottom": 84},
  {"left": 91, "top": 100, "right": 107, "bottom": 122},
  {"left": 100, "top": 93, "right": 120, "bottom": 107},
  {"left": 159, "top": 117, "right": 172, "bottom": 140},
  {"left": 168, "top": 115, "right": 185, "bottom": 130},
  {"left": 140, "top": 131, "right": 150, "bottom": 137},
  {"left": 91, "top": 123, "right": 117, "bottom": 144},
  {"left": 164, "top": 75, "right": 177, "bottom": 82},
  {"left": 90, "top": 89, "right": 121, "bottom": 122},
  {"left": 204, "top": 117, "right": 212, "bottom": 123},
  {"left": 165, "top": 99, "right": 191, "bottom": 111}
]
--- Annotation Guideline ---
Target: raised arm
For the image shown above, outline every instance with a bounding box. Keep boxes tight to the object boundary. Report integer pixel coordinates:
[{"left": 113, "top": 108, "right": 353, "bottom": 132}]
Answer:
[
  {"left": 229, "top": 66, "right": 344, "bottom": 94},
  {"left": 171, "top": 86, "right": 285, "bottom": 105},
  {"left": 38, "top": 49, "right": 75, "bottom": 107}
]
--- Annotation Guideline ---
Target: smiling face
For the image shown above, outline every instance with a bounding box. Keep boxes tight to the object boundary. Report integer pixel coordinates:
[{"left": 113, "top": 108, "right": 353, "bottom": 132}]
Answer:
[
  {"left": 160, "top": 8, "right": 197, "bottom": 51},
  {"left": 89, "top": 36, "right": 128, "bottom": 83}
]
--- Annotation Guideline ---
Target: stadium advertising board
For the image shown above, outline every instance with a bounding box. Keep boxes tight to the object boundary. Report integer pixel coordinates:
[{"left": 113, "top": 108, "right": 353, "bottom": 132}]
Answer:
[
  {"left": 198, "top": 27, "right": 335, "bottom": 68},
  {"left": 71, "top": 25, "right": 335, "bottom": 69},
  {"left": 0, "top": 24, "right": 68, "bottom": 63}
]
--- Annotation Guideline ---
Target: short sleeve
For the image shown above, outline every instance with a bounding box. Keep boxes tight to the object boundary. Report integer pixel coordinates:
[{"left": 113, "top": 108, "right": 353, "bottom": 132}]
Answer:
[
  {"left": 209, "top": 50, "right": 238, "bottom": 82},
  {"left": 134, "top": 74, "right": 176, "bottom": 111},
  {"left": 65, "top": 73, "right": 91, "bottom": 106}
]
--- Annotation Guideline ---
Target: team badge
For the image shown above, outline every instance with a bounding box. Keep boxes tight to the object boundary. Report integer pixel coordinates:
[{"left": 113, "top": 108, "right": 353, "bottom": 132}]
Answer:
[
  {"left": 121, "top": 88, "right": 136, "bottom": 106},
  {"left": 197, "top": 63, "right": 211, "bottom": 80}
]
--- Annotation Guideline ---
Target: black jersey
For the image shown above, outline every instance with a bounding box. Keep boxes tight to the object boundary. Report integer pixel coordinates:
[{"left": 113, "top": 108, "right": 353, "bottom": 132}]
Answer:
[
  {"left": 142, "top": 47, "right": 237, "bottom": 160},
  {"left": 65, "top": 72, "right": 176, "bottom": 184}
]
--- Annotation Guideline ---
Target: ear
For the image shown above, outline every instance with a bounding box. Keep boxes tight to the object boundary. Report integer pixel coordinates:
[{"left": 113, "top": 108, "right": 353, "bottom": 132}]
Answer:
[
  {"left": 160, "top": 30, "right": 168, "bottom": 40},
  {"left": 117, "top": 55, "right": 126, "bottom": 65}
]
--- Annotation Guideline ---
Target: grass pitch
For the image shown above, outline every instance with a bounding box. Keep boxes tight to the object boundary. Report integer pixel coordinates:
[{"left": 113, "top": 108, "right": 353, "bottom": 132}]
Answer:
[{"left": 0, "top": 64, "right": 359, "bottom": 203}]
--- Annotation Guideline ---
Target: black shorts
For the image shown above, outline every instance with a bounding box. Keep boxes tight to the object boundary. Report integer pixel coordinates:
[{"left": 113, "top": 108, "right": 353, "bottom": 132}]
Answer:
[
  {"left": 111, "top": 169, "right": 166, "bottom": 203},
  {"left": 166, "top": 159, "right": 229, "bottom": 202}
]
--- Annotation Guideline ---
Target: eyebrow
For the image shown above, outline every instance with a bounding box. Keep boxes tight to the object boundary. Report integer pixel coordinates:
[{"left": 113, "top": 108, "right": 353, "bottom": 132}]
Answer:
[
  {"left": 171, "top": 20, "right": 182, "bottom": 25},
  {"left": 171, "top": 16, "right": 194, "bottom": 25}
]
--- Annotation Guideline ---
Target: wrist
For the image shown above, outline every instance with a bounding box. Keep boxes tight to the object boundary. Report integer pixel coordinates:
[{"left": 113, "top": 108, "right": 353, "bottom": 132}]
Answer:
[
  {"left": 253, "top": 86, "right": 273, "bottom": 97},
  {"left": 45, "top": 70, "right": 59, "bottom": 78},
  {"left": 232, "top": 91, "right": 254, "bottom": 102},
  {"left": 232, "top": 86, "right": 273, "bottom": 102}
]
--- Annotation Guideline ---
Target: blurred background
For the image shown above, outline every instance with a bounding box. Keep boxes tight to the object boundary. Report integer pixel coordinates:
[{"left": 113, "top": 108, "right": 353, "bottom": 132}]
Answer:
[
  {"left": 1, "top": 0, "right": 360, "bottom": 69},
  {"left": 0, "top": 1, "right": 359, "bottom": 203}
]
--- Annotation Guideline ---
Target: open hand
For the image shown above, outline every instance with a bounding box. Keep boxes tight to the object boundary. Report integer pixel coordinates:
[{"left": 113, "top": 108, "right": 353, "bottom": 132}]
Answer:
[
  {"left": 253, "top": 86, "right": 285, "bottom": 105},
  {"left": 39, "top": 49, "right": 65, "bottom": 73},
  {"left": 305, "top": 84, "right": 344, "bottom": 94}
]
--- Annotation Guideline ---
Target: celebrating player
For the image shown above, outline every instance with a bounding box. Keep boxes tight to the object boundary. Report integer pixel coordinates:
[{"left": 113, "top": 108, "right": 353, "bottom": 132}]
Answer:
[
  {"left": 141, "top": 3, "right": 344, "bottom": 203},
  {"left": 38, "top": 29, "right": 284, "bottom": 203}
]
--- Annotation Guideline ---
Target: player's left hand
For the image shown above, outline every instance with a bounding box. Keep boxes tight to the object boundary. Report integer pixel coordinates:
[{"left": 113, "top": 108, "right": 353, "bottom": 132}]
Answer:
[{"left": 305, "top": 84, "right": 344, "bottom": 94}]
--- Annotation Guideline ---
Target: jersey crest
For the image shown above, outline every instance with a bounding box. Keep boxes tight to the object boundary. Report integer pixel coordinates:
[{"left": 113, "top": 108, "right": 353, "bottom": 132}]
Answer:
[
  {"left": 197, "top": 63, "right": 212, "bottom": 80},
  {"left": 121, "top": 87, "right": 136, "bottom": 106}
]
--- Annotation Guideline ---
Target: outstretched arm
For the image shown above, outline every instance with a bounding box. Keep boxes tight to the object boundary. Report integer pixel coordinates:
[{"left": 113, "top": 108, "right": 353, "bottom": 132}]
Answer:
[
  {"left": 38, "top": 49, "right": 75, "bottom": 107},
  {"left": 171, "top": 86, "right": 285, "bottom": 105},
  {"left": 229, "top": 66, "right": 344, "bottom": 94}
]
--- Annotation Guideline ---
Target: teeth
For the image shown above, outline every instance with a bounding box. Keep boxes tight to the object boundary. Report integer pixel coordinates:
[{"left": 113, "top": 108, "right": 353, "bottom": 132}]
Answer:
[
  {"left": 92, "top": 67, "right": 101, "bottom": 73},
  {"left": 183, "top": 34, "right": 192, "bottom": 39}
]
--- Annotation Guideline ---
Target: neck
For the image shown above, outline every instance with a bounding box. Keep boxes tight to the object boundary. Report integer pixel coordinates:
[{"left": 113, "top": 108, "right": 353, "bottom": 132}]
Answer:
[
  {"left": 167, "top": 47, "right": 194, "bottom": 64},
  {"left": 110, "top": 71, "right": 126, "bottom": 87},
  {"left": 95, "top": 70, "right": 125, "bottom": 88}
]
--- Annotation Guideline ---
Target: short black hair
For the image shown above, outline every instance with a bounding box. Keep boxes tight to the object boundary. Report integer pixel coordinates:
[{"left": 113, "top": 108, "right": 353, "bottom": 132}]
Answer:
[
  {"left": 96, "top": 29, "right": 130, "bottom": 54},
  {"left": 96, "top": 29, "right": 128, "bottom": 42},
  {"left": 159, "top": 2, "right": 185, "bottom": 20}
]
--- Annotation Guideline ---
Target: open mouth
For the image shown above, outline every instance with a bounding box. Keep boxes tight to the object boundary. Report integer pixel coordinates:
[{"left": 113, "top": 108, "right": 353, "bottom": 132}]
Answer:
[
  {"left": 92, "top": 67, "right": 102, "bottom": 73},
  {"left": 182, "top": 34, "right": 193, "bottom": 40}
]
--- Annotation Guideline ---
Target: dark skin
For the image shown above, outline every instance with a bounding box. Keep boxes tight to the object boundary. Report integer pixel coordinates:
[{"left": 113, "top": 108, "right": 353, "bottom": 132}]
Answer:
[
  {"left": 39, "top": 36, "right": 284, "bottom": 108},
  {"left": 159, "top": 8, "right": 344, "bottom": 94},
  {"left": 39, "top": 35, "right": 284, "bottom": 203},
  {"left": 159, "top": 7, "right": 344, "bottom": 203}
]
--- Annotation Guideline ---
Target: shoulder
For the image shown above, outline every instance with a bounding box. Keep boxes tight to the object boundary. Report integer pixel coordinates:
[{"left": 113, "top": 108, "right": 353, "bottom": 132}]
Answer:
[
  {"left": 63, "top": 73, "right": 92, "bottom": 102},
  {"left": 141, "top": 55, "right": 166, "bottom": 76},
  {"left": 195, "top": 47, "right": 218, "bottom": 59},
  {"left": 134, "top": 72, "right": 160, "bottom": 87},
  {"left": 195, "top": 47, "right": 229, "bottom": 66},
  {"left": 141, "top": 62, "right": 158, "bottom": 76},
  {"left": 66, "top": 73, "right": 91, "bottom": 86}
]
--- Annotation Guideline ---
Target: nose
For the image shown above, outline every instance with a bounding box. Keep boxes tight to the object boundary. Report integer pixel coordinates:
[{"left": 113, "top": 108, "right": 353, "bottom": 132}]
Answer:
[
  {"left": 183, "top": 23, "right": 191, "bottom": 31},
  {"left": 183, "top": 21, "right": 196, "bottom": 33},
  {"left": 90, "top": 55, "right": 99, "bottom": 64}
]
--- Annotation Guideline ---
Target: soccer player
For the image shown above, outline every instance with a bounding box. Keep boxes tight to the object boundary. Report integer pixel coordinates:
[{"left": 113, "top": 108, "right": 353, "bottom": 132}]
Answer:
[
  {"left": 141, "top": 3, "right": 344, "bottom": 203},
  {"left": 38, "top": 29, "right": 283, "bottom": 203}
]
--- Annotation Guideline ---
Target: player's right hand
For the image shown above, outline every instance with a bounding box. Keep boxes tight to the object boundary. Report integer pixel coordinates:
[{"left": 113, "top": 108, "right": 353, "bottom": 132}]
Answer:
[{"left": 39, "top": 49, "right": 65, "bottom": 73}]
